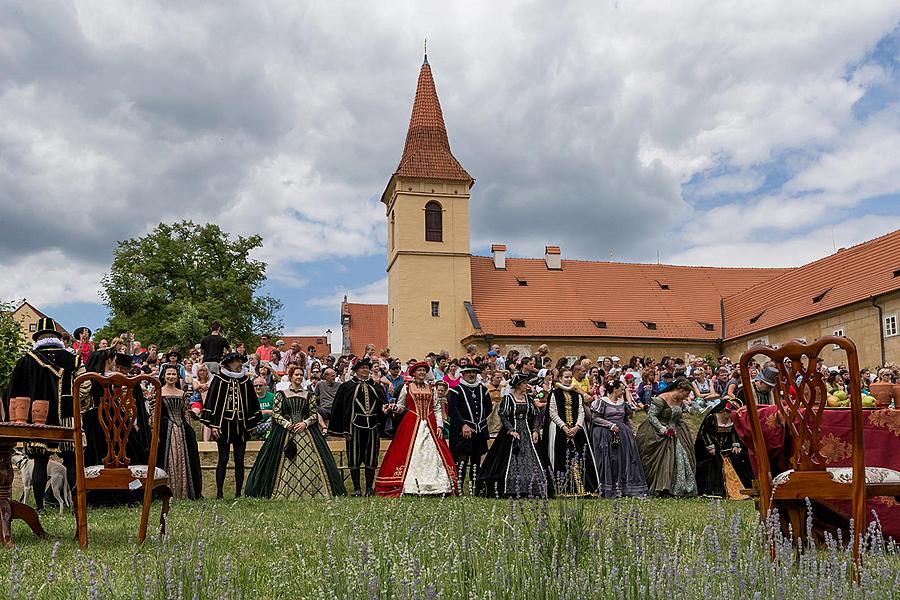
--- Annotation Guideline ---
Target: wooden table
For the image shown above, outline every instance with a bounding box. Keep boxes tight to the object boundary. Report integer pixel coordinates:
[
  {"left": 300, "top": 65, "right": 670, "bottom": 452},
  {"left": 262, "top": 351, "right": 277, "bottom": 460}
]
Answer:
[{"left": 0, "top": 423, "right": 74, "bottom": 547}]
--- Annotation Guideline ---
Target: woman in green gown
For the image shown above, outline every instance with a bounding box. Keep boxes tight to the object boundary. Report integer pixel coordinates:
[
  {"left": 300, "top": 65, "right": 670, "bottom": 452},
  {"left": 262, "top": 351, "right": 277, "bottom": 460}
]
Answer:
[
  {"left": 635, "top": 377, "right": 697, "bottom": 497},
  {"left": 246, "top": 365, "right": 346, "bottom": 498}
]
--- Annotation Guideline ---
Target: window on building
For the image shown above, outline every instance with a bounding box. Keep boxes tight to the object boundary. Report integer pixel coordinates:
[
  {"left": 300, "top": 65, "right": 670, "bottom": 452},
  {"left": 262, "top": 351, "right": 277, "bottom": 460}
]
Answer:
[
  {"left": 431, "top": 301, "right": 440, "bottom": 317},
  {"left": 884, "top": 315, "right": 898, "bottom": 337},
  {"left": 390, "top": 211, "right": 395, "bottom": 249},
  {"left": 833, "top": 328, "right": 844, "bottom": 350},
  {"left": 425, "top": 201, "right": 442, "bottom": 242},
  {"left": 512, "top": 319, "right": 526, "bottom": 328},
  {"left": 28, "top": 323, "right": 36, "bottom": 332}
]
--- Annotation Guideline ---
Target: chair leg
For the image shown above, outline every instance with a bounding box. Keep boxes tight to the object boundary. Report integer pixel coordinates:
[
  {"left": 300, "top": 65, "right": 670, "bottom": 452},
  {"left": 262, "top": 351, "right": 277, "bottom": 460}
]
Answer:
[
  {"left": 159, "top": 486, "right": 173, "bottom": 536},
  {"left": 75, "top": 483, "right": 88, "bottom": 549},
  {"left": 137, "top": 482, "right": 154, "bottom": 544}
]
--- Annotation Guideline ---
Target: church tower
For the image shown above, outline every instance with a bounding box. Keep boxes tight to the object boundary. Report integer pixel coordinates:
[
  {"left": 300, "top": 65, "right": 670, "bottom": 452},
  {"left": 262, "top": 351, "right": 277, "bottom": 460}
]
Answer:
[{"left": 381, "top": 54, "right": 475, "bottom": 360}]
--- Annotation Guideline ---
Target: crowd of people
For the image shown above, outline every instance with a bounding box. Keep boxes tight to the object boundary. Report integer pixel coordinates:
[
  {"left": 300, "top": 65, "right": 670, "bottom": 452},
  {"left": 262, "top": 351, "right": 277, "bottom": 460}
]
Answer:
[{"left": 7, "top": 318, "right": 900, "bottom": 511}]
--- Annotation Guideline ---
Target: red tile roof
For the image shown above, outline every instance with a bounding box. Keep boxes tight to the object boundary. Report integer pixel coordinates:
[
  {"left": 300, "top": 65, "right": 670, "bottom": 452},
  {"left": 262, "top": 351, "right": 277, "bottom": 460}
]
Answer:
[
  {"left": 470, "top": 256, "right": 787, "bottom": 339},
  {"left": 278, "top": 335, "right": 332, "bottom": 358},
  {"left": 392, "top": 59, "right": 472, "bottom": 183},
  {"left": 724, "top": 228, "right": 900, "bottom": 339},
  {"left": 342, "top": 302, "right": 388, "bottom": 357}
]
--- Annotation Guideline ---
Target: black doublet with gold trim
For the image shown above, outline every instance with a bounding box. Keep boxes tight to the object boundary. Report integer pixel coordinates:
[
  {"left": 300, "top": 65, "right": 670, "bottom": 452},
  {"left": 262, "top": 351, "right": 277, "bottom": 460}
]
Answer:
[{"left": 200, "top": 371, "right": 262, "bottom": 443}]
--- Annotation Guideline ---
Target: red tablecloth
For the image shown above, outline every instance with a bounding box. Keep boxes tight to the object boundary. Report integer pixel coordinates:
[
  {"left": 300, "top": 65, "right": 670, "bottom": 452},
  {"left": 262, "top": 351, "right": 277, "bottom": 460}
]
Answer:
[{"left": 733, "top": 406, "right": 900, "bottom": 539}]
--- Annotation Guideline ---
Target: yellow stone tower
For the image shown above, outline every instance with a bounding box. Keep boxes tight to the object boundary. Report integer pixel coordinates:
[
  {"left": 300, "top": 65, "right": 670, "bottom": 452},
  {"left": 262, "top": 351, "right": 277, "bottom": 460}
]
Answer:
[{"left": 381, "top": 54, "right": 475, "bottom": 360}]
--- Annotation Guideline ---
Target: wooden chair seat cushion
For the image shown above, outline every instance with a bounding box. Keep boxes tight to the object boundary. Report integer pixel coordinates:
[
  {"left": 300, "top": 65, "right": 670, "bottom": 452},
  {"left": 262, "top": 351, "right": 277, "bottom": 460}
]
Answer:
[
  {"left": 84, "top": 464, "right": 168, "bottom": 481},
  {"left": 773, "top": 466, "right": 900, "bottom": 486}
]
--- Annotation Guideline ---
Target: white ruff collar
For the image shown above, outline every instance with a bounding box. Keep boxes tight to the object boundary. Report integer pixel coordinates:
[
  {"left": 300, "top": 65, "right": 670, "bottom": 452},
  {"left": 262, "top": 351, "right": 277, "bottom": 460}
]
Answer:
[
  {"left": 220, "top": 367, "right": 244, "bottom": 378},
  {"left": 33, "top": 338, "right": 63, "bottom": 351},
  {"left": 459, "top": 378, "right": 483, "bottom": 389},
  {"left": 555, "top": 382, "right": 575, "bottom": 391}
]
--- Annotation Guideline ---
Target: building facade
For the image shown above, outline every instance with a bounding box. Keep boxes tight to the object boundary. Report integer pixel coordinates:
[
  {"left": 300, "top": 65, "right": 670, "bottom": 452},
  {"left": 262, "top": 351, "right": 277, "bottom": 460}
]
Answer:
[{"left": 340, "top": 56, "right": 900, "bottom": 368}]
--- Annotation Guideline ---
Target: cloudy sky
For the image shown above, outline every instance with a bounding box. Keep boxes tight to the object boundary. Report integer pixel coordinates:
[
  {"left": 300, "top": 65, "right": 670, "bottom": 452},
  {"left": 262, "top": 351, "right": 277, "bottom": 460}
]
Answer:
[{"left": 1, "top": 1, "right": 899, "bottom": 349}]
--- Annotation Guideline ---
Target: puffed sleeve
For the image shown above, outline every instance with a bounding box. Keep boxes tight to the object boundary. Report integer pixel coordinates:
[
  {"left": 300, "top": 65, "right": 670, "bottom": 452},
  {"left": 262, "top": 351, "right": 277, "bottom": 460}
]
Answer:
[{"left": 272, "top": 391, "right": 292, "bottom": 430}]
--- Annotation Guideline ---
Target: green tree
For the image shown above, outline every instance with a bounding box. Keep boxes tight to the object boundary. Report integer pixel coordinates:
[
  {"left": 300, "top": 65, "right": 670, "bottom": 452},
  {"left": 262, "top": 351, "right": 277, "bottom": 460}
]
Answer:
[
  {"left": 98, "top": 221, "right": 283, "bottom": 351},
  {"left": 0, "top": 301, "right": 26, "bottom": 393}
]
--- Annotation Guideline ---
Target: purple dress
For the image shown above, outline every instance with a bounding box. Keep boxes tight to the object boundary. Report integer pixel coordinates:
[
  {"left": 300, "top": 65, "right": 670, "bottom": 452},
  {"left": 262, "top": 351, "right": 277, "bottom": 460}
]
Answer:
[{"left": 590, "top": 398, "right": 648, "bottom": 498}]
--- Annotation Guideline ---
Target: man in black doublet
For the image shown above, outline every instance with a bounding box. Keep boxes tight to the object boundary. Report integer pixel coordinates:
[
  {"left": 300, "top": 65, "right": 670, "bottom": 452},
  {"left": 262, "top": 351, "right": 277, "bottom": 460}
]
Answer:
[
  {"left": 3, "top": 317, "right": 84, "bottom": 513},
  {"left": 200, "top": 352, "right": 261, "bottom": 499},
  {"left": 447, "top": 366, "right": 492, "bottom": 490},
  {"left": 328, "top": 358, "right": 385, "bottom": 496}
]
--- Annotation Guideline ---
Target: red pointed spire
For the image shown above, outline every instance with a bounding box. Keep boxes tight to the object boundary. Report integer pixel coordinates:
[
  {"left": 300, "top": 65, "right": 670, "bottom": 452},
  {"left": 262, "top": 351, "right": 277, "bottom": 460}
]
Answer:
[{"left": 394, "top": 58, "right": 472, "bottom": 182}]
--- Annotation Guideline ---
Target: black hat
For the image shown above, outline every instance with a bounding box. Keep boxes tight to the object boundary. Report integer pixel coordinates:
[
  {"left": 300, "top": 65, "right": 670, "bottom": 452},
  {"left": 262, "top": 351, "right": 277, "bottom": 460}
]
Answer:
[
  {"left": 165, "top": 347, "right": 183, "bottom": 362},
  {"left": 352, "top": 357, "right": 373, "bottom": 371},
  {"left": 32, "top": 317, "right": 60, "bottom": 341},
  {"left": 221, "top": 351, "right": 244, "bottom": 366},
  {"left": 73, "top": 326, "right": 92, "bottom": 340},
  {"left": 509, "top": 373, "right": 530, "bottom": 389},
  {"left": 460, "top": 365, "right": 481, "bottom": 375},
  {"left": 114, "top": 353, "right": 133, "bottom": 369}
]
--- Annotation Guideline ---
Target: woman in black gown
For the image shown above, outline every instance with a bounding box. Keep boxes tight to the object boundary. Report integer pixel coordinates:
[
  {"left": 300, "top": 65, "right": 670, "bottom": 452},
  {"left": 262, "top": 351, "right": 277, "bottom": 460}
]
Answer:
[
  {"left": 543, "top": 369, "right": 600, "bottom": 496},
  {"left": 475, "top": 374, "right": 548, "bottom": 498},
  {"left": 694, "top": 398, "right": 754, "bottom": 498},
  {"left": 157, "top": 365, "right": 203, "bottom": 499}
]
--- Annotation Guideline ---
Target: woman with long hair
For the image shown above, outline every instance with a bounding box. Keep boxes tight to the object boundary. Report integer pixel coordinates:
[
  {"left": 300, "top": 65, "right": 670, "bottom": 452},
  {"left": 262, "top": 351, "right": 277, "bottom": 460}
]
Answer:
[
  {"left": 375, "top": 362, "right": 456, "bottom": 497},
  {"left": 476, "top": 373, "right": 548, "bottom": 498},
  {"left": 192, "top": 363, "right": 213, "bottom": 441},
  {"left": 158, "top": 364, "right": 203, "bottom": 499}
]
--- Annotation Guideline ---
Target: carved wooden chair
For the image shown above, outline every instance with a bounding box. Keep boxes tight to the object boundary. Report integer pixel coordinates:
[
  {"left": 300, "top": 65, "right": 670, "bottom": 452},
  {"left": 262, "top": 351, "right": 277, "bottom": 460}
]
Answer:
[
  {"left": 72, "top": 373, "right": 173, "bottom": 548},
  {"left": 739, "top": 336, "right": 900, "bottom": 566}
]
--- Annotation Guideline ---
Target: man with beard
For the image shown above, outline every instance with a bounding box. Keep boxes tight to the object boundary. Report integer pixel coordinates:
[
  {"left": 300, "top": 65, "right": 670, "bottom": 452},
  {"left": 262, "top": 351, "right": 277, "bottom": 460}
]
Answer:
[
  {"left": 328, "top": 357, "right": 385, "bottom": 496},
  {"left": 446, "top": 365, "right": 492, "bottom": 492}
]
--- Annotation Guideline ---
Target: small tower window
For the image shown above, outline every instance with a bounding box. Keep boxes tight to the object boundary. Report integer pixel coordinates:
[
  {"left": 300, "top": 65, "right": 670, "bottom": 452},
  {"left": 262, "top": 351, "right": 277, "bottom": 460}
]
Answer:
[
  {"left": 431, "top": 301, "right": 440, "bottom": 317},
  {"left": 425, "top": 201, "right": 443, "bottom": 242},
  {"left": 390, "top": 211, "right": 395, "bottom": 249}
]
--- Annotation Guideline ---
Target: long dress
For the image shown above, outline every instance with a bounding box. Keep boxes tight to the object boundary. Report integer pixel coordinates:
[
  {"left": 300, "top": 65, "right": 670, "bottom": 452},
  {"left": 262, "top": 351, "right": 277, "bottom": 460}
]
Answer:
[
  {"left": 694, "top": 410, "right": 754, "bottom": 498},
  {"left": 475, "top": 394, "right": 548, "bottom": 498},
  {"left": 374, "top": 382, "right": 457, "bottom": 497},
  {"left": 635, "top": 396, "right": 697, "bottom": 497},
  {"left": 589, "top": 397, "right": 648, "bottom": 498},
  {"left": 543, "top": 386, "right": 600, "bottom": 496},
  {"left": 156, "top": 392, "right": 203, "bottom": 500},
  {"left": 245, "top": 390, "right": 346, "bottom": 498}
]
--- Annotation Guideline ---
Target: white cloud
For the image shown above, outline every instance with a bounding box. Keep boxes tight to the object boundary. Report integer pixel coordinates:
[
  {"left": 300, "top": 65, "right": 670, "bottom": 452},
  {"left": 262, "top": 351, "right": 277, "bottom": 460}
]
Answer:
[
  {"left": 669, "top": 214, "right": 900, "bottom": 268},
  {"left": 306, "top": 277, "right": 388, "bottom": 309},
  {"left": 0, "top": 249, "right": 104, "bottom": 306},
  {"left": 0, "top": 1, "right": 897, "bottom": 329}
]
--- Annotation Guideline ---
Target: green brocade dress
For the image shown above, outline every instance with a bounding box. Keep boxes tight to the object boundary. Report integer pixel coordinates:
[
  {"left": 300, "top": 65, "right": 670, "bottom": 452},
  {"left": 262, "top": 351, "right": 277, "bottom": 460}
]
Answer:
[
  {"left": 635, "top": 396, "right": 697, "bottom": 497},
  {"left": 246, "top": 390, "right": 346, "bottom": 498}
]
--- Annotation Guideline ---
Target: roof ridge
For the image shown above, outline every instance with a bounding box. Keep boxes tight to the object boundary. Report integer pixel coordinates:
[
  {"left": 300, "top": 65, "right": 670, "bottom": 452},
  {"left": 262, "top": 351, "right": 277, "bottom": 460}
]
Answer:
[
  {"left": 724, "top": 227, "right": 900, "bottom": 302},
  {"left": 471, "top": 254, "right": 790, "bottom": 272}
]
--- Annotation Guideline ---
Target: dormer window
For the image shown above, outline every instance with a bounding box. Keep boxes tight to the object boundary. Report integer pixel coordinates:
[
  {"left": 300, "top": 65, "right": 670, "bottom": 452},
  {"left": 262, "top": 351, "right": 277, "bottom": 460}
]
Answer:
[
  {"left": 641, "top": 320, "right": 657, "bottom": 330},
  {"left": 516, "top": 277, "right": 528, "bottom": 286},
  {"left": 592, "top": 320, "right": 607, "bottom": 329},
  {"left": 512, "top": 319, "right": 525, "bottom": 328},
  {"left": 425, "top": 201, "right": 442, "bottom": 242}
]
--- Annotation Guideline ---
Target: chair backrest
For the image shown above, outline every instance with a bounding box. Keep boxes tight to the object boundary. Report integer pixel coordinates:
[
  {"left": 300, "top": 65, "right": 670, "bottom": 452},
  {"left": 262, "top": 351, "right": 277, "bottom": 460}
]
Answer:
[
  {"left": 739, "top": 336, "right": 864, "bottom": 476},
  {"left": 73, "top": 373, "right": 161, "bottom": 469}
]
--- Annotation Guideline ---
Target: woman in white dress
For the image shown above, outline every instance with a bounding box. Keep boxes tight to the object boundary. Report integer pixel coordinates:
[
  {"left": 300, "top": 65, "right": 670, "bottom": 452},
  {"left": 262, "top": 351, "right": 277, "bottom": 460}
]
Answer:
[{"left": 374, "top": 362, "right": 457, "bottom": 497}]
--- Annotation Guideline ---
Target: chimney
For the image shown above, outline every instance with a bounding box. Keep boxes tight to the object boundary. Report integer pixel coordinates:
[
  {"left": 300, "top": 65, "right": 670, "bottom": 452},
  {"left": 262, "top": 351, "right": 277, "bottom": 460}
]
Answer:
[
  {"left": 491, "top": 244, "right": 507, "bottom": 270},
  {"left": 545, "top": 245, "right": 561, "bottom": 270}
]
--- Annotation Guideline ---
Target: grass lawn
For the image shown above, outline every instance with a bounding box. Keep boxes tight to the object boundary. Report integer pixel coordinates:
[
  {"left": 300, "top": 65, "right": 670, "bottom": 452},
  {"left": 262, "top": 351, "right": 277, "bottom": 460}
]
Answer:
[{"left": 0, "top": 494, "right": 897, "bottom": 599}]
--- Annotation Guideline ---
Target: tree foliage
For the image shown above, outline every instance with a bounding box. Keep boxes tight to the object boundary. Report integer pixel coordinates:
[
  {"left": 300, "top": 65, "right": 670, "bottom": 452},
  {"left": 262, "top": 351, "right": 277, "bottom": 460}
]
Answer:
[
  {"left": 99, "top": 221, "right": 283, "bottom": 350},
  {"left": 0, "top": 301, "right": 26, "bottom": 393}
]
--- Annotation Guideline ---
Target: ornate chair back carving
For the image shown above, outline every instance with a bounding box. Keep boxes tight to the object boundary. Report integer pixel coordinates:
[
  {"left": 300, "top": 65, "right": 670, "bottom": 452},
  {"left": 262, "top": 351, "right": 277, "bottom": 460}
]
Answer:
[
  {"left": 740, "top": 336, "right": 864, "bottom": 478},
  {"left": 74, "top": 373, "right": 160, "bottom": 469}
]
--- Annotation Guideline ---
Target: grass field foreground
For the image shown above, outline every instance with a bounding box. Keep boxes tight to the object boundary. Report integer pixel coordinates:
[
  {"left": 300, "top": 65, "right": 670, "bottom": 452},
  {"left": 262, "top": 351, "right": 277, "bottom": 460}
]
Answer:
[{"left": 0, "top": 496, "right": 898, "bottom": 599}]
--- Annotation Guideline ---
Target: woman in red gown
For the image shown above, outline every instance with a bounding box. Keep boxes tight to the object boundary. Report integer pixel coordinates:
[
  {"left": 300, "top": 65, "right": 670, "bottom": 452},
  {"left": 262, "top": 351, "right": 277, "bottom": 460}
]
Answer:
[{"left": 374, "top": 363, "right": 457, "bottom": 497}]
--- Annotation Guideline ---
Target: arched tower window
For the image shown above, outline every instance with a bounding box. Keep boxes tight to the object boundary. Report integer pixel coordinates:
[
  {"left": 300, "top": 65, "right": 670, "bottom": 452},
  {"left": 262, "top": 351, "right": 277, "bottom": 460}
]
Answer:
[{"left": 424, "top": 201, "right": 443, "bottom": 242}]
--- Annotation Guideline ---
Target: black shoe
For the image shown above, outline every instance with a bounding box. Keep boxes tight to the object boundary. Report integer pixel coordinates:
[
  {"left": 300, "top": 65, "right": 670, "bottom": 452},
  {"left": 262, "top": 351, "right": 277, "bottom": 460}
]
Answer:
[
  {"left": 216, "top": 493, "right": 224, "bottom": 500},
  {"left": 36, "top": 507, "right": 46, "bottom": 516},
  {"left": 352, "top": 489, "right": 362, "bottom": 497},
  {"left": 365, "top": 488, "right": 375, "bottom": 497}
]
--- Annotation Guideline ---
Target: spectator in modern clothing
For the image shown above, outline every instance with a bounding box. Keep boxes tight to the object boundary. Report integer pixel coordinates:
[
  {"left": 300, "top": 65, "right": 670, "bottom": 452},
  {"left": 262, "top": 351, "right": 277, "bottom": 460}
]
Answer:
[
  {"left": 315, "top": 367, "right": 340, "bottom": 425},
  {"left": 255, "top": 335, "right": 273, "bottom": 362},
  {"left": 200, "top": 320, "right": 229, "bottom": 374},
  {"left": 252, "top": 376, "right": 275, "bottom": 438}
]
